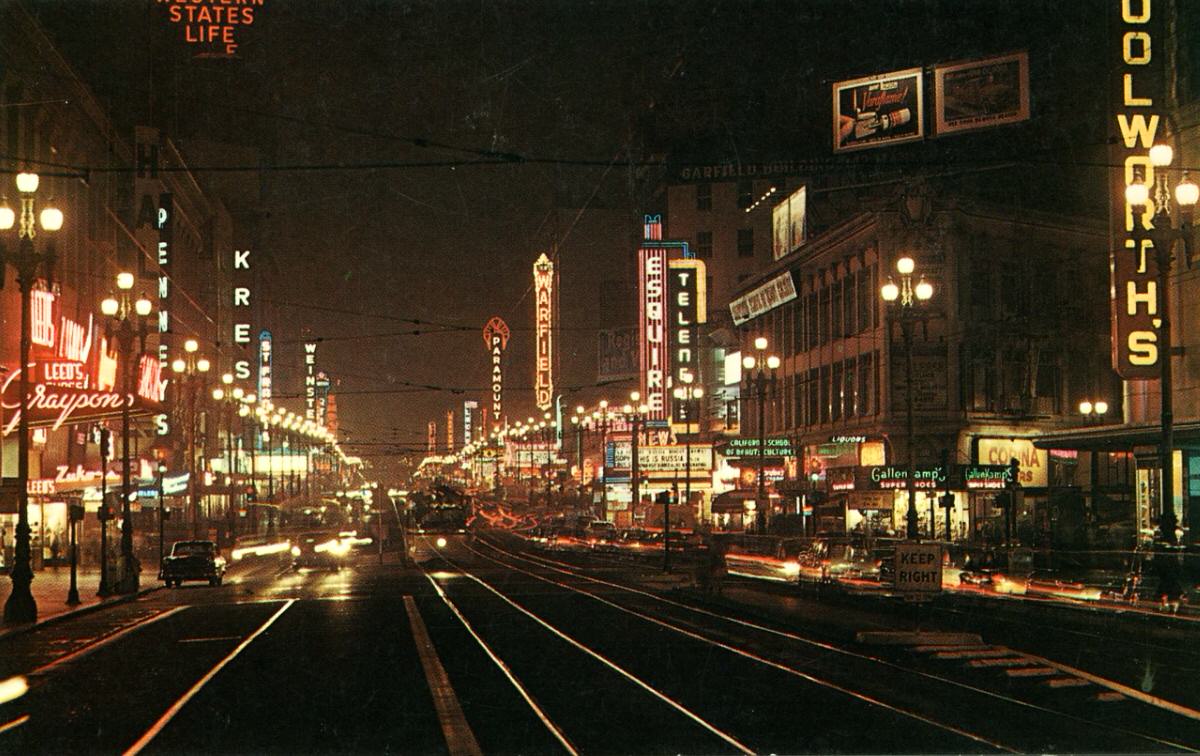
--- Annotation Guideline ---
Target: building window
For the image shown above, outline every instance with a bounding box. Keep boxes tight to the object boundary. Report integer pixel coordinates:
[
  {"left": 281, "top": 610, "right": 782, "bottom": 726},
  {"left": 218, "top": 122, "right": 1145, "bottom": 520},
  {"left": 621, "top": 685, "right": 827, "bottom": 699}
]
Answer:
[
  {"left": 843, "top": 275, "right": 856, "bottom": 336},
  {"left": 792, "top": 303, "right": 804, "bottom": 355},
  {"left": 830, "top": 277, "right": 844, "bottom": 340},
  {"left": 857, "top": 353, "right": 873, "bottom": 416},
  {"left": 806, "top": 293, "right": 819, "bottom": 351},
  {"left": 807, "top": 368, "right": 819, "bottom": 426},
  {"left": 794, "top": 376, "right": 805, "bottom": 427},
  {"left": 856, "top": 267, "right": 872, "bottom": 333},
  {"left": 737, "top": 180, "right": 754, "bottom": 209},
  {"left": 819, "top": 366, "right": 831, "bottom": 424},
  {"left": 696, "top": 183, "right": 712, "bottom": 211},
  {"left": 831, "top": 363, "right": 843, "bottom": 422},
  {"left": 695, "top": 230, "right": 713, "bottom": 259},
  {"left": 819, "top": 285, "right": 831, "bottom": 345},
  {"left": 737, "top": 228, "right": 754, "bottom": 257},
  {"left": 843, "top": 357, "right": 856, "bottom": 420}
]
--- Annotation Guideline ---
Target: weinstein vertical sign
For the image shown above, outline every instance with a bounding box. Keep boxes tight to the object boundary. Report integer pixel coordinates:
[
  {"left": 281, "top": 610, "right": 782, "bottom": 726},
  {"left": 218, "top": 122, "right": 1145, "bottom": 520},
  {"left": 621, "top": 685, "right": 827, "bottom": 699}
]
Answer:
[
  {"left": 483, "top": 316, "right": 510, "bottom": 431},
  {"left": 533, "top": 253, "right": 555, "bottom": 411},
  {"left": 304, "top": 342, "right": 318, "bottom": 422}
]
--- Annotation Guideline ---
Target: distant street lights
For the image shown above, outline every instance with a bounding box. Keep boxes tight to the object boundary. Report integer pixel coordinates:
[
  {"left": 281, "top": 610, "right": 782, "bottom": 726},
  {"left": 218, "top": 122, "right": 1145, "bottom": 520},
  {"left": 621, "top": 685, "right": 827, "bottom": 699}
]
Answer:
[
  {"left": 881, "top": 255, "right": 935, "bottom": 540},
  {"left": 742, "top": 337, "right": 779, "bottom": 533},
  {"left": 171, "top": 339, "right": 210, "bottom": 539},
  {"left": 101, "top": 273, "right": 154, "bottom": 594},
  {"left": 1125, "top": 145, "right": 1197, "bottom": 545},
  {"left": 622, "top": 392, "right": 648, "bottom": 523},
  {"left": 0, "top": 172, "right": 61, "bottom": 623}
]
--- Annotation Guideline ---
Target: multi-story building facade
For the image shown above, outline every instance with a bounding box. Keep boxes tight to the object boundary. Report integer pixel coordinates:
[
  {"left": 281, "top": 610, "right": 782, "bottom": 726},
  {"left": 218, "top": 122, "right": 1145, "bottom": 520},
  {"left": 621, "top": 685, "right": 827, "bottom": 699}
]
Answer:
[{"left": 729, "top": 188, "right": 1112, "bottom": 544}]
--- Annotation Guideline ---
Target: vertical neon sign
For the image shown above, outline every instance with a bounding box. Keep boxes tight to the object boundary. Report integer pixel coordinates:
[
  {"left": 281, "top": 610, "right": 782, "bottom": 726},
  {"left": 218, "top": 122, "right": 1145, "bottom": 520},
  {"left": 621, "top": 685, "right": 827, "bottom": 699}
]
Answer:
[
  {"left": 639, "top": 216, "right": 668, "bottom": 421},
  {"left": 533, "top": 253, "right": 554, "bottom": 411},
  {"left": 258, "top": 330, "right": 273, "bottom": 401},
  {"left": 483, "top": 316, "right": 510, "bottom": 430},
  {"left": 304, "top": 342, "right": 317, "bottom": 421}
]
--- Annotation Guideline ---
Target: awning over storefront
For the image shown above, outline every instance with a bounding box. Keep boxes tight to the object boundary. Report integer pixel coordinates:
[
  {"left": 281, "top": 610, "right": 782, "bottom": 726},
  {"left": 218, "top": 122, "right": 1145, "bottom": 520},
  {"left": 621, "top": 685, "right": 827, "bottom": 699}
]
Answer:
[{"left": 1033, "top": 421, "right": 1200, "bottom": 452}]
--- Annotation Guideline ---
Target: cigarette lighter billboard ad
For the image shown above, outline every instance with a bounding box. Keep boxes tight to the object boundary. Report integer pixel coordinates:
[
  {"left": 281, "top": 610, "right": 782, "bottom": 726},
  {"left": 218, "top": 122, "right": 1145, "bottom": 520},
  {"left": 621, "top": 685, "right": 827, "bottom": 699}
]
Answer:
[
  {"left": 933, "top": 51, "right": 1030, "bottom": 136},
  {"left": 833, "top": 67, "right": 924, "bottom": 153}
]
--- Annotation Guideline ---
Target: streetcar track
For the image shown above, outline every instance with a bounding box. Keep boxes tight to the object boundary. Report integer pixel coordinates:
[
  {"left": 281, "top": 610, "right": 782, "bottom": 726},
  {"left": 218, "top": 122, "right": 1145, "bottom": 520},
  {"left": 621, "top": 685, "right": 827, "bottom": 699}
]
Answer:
[
  {"left": 477, "top": 535, "right": 1197, "bottom": 752},
  {"left": 424, "top": 544, "right": 756, "bottom": 755},
  {"left": 464, "top": 539, "right": 1016, "bottom": 753},
  {"left": 30, "top": 607, "right": 188, "bottom": 677}
]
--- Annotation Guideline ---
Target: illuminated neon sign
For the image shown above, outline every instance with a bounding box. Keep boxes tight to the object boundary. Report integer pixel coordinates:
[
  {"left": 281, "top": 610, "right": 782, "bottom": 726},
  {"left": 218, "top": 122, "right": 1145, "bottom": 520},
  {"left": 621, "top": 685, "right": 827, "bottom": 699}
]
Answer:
[
  {"left": 639, "top": 216, "right": 668, "bottom": 421},
  {"left": 258, "top": 330, "right": 272, "bottom": 401},
  {"left": 233, "top": 248, "right": 254, "bottom": 380},
  {"left": 159, "top": 0, "right": 264, "bottom": 58},
  {"left": 533, "top": 253, "right": 554, "bottom": 411},
  {"left": 1, "top": 364, "right": 164, "bottom": 435},
  {"left": 1109, "top": 0, "right": 1162, "bottom": 379},
  {"left": 668, "top": 259, "right": 707, "bottom": 424},
  {"left": 483, "top": 316, "right": 510, "bottom": 427},
  {"left": 305, "top": 341, "right": 317, "bottom": 421}
]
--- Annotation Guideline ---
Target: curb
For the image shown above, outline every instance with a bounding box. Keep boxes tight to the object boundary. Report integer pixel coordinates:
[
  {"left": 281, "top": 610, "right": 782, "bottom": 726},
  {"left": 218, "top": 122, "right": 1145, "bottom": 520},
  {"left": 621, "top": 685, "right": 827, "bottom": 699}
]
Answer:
[{"left": 0, "top": 585, "right": 161, "bottom": 641}]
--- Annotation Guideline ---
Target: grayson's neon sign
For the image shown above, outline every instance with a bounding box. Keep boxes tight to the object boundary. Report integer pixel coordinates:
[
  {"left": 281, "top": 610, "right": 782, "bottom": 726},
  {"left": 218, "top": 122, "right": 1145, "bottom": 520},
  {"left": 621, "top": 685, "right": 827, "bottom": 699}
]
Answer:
[{"left": 1, "top": 361, "right": 164, "bottom": 435}]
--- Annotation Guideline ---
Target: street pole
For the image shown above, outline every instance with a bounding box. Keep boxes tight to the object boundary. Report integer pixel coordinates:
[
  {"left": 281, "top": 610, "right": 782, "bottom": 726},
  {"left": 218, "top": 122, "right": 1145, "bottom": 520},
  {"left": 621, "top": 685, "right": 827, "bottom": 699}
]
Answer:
[
  {"left": 99, "top": 432, "right": 110, "bottom": 597},
  {"left": 600, "top": 411, "right": 609, "bottom": 521},
  {"left": 117, "top": 328, "right": 139, "bottom": 593},
  {"left": 4, "top": 257, "right": 39, "bottom": 622},
  {"left": 903, "top": 317, "right": 918, "bottom": 540},
  {"left": 1157, "top": 236, "right": 1176, "bottom": 544},
  {"left": 631, "top": 414, "right": 640, "bottom": 526},
  {"left": 757, "top": 375, "right": 766, "bottom": 535},
  {"left": 158, "top": 465, "right": 166, "bottom": 571},
  {"left": 67, "top": 504, "right": 79, "bottom": 606}
]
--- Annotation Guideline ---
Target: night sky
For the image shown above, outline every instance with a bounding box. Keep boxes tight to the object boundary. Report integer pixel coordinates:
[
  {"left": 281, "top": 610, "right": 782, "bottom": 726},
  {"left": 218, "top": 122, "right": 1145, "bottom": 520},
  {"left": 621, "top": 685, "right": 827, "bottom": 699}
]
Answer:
[{"left": 28, "top": 0, "right": 1109, "bottom": 468}]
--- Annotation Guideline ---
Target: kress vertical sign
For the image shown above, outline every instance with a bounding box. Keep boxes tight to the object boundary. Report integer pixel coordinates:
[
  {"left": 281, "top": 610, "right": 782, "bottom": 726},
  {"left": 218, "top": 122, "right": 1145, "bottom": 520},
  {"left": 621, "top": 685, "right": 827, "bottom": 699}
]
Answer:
[
  {"left": 232, "top": 247, "right": 254, "bottom": 381},
  {"left": 668, "top": 259, "right": 707, "bottom": 425},
  {"left": 1109, "top": 0, "right": 1164, "bottom": 379}
]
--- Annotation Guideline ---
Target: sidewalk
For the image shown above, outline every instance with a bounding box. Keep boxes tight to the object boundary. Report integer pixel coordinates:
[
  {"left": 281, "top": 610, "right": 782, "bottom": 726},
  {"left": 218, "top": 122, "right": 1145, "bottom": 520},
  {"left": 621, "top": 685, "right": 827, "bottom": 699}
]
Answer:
[{"left": 0, "top": 566, "right": 135, "bottom": 633}]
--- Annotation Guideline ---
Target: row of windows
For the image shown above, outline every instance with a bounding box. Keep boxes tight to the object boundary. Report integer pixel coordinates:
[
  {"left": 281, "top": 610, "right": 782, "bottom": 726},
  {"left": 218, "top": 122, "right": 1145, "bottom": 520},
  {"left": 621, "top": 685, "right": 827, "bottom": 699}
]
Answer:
[
  {"left": 692, "top": 228, "right": 756, "bottom": 259},
  {"left": 695, "top": 181, "right": 760, "bottom": 211},
  {"left": 746, "top": 352, "right": 880, "bottom": 435},
  {"left": 751, "top": 265, "right": 879, "bottom": 357}
]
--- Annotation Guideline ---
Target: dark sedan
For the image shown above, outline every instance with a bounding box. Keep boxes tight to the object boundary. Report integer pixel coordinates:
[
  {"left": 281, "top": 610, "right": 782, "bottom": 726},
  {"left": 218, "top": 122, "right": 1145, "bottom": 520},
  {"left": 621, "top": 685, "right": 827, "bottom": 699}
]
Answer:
[{"left": 160, "top": 540, "right": 227, "bottom": 587}]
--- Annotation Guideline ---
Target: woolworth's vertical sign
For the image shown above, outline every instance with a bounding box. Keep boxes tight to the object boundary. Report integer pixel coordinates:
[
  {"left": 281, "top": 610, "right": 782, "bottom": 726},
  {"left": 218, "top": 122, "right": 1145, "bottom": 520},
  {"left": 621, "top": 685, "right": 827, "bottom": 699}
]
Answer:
[{"left": 1110, "top": 0, "right": 1163, "bottom": 379}]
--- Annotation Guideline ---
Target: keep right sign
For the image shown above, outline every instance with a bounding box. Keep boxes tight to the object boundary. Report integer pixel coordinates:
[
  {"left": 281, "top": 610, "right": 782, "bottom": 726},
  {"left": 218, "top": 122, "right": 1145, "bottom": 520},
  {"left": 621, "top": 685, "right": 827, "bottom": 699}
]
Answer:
[{"left": 894, "top": 543, "right": 943, "bottom": 594}]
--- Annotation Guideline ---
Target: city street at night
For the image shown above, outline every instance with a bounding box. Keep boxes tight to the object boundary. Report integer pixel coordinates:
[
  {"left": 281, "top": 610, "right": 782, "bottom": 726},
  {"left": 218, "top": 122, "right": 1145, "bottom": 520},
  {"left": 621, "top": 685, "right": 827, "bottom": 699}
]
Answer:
[{"left": 2, "top": 0, "right": 1200, "bottom": 752}]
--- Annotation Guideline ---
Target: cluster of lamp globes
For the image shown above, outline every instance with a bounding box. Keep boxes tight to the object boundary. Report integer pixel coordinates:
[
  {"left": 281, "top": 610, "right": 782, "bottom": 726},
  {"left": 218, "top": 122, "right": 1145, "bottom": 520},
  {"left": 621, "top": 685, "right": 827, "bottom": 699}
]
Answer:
[
  {"left": 0, "top": 172, "right": 64, "bottom": 234},
  {"left": 1123, "top": 144, "right": 1199, "bottom": 211}
]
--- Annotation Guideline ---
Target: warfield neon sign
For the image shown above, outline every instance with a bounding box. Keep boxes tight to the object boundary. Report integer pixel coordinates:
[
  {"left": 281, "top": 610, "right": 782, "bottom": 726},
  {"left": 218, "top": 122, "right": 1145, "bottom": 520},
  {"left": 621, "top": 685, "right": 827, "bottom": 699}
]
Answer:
[
  {"left": 533, "top": 253, "right": 554, "bottom": 411},
  {"left": 483, "top": 316, "right": 510, "bottom": 427}
]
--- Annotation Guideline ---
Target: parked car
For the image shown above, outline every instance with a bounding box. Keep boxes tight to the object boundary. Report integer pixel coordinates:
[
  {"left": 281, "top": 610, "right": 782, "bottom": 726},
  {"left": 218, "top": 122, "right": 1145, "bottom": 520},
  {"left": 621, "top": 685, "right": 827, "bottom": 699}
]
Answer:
[{"left": 160, "top": 540, "right": 227, "bottom": 587}]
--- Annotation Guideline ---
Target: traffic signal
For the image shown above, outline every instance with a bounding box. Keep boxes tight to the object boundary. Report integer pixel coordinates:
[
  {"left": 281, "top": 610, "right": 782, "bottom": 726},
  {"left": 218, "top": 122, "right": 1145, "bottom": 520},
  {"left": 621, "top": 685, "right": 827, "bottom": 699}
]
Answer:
[{"left": 99, "top": 428, "right": 111, "bottom": 460}]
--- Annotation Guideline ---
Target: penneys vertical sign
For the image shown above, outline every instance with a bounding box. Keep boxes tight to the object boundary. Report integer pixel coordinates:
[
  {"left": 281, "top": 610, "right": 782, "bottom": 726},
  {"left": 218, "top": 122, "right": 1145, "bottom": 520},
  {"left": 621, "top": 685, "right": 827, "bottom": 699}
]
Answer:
[
  {"left": 483, "top": 317, "right": 510, "bottom": 430},
  {"left": 533, "top": 253, "right": 554, "bottom": 411},
  {"left": 1110, "top": 0, "right": 1164, "bottom": 379},
  {"left": 135, "top": 126, "right": 172, "bottom": 436},
  {"left": 639, "top": 216, "right": 669, "bottom": 421}
]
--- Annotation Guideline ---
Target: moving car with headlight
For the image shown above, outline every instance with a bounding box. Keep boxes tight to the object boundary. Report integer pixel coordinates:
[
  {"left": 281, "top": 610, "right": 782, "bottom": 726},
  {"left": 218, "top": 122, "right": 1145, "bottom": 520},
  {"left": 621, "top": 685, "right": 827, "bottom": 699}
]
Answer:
[
  {"left": 160, "top": 540, "right": 227, "bottom": 587},
  {"left": 291, "top": 532, "right": 351, "bottom": 571}
]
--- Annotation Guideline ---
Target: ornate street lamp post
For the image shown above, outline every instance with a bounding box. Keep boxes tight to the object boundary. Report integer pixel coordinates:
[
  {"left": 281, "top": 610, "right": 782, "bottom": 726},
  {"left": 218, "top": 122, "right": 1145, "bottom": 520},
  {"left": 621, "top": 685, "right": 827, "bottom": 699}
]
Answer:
[
  {"left": 100, "top": 273, "right": 153, "bottom": 594},
  {"left": 1125, "top": 145, "right": 1196, "bottom": 545},
  {"left": 672, "top": 377, "right": 704, "bottom": 568},
  {"left": 170, "top": 339, "right": 210, "bottom": 539},
  {"left": 881, "top": 255, "right": 935, "bottom": 540},
  {"left": 742, "top": 337, "right": 779, "bottom": 534},
  {"left": 622, "top": 392, "right": 648, "bottom": 530},
  {"left": 0, "top": 172, "right": 61, "bottom": 623}
]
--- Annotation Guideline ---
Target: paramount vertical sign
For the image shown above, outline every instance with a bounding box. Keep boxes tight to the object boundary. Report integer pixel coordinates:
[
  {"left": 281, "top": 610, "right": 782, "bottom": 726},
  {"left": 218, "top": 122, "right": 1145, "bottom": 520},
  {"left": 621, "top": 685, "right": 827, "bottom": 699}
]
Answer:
[
  {"left": 533, "top": 253, "right": 554, "bottom": 411},
  {"left": 483, "top": 316, "right": 510, "bottom": 430},
  {"left": 1110, "top": 0, "right": 1163, "bottom": 379}
]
